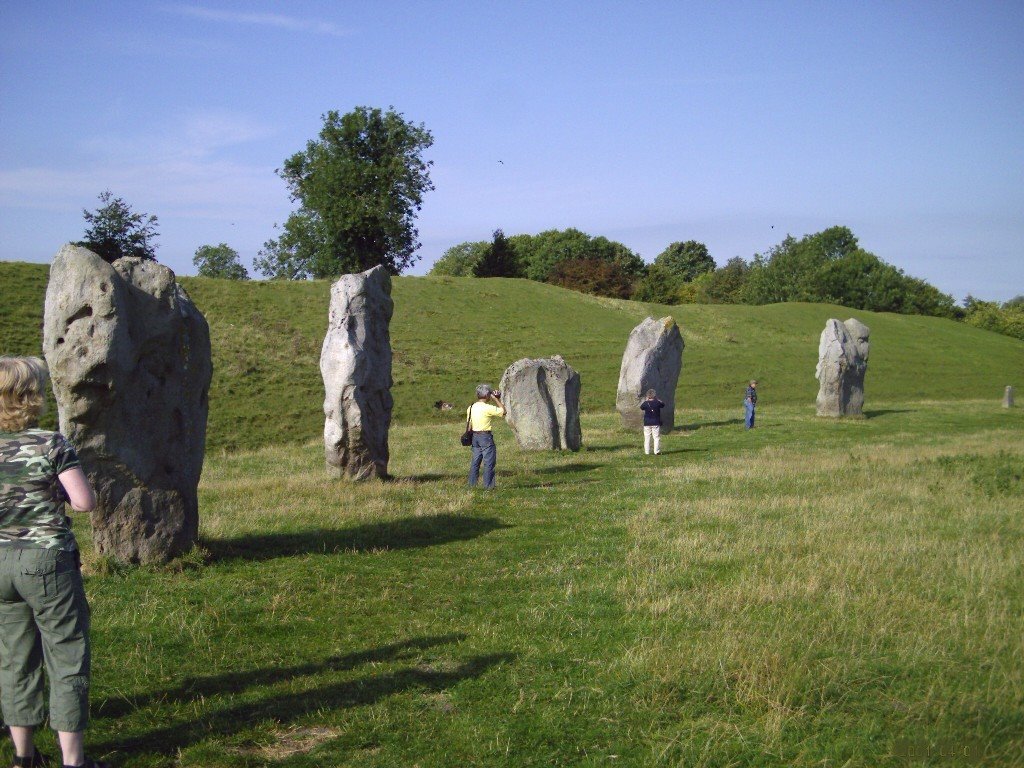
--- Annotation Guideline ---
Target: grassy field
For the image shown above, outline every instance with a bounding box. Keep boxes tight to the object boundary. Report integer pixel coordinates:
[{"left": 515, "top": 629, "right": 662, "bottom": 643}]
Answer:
[
  {"left": 2, "top": 261, "right": 1022, "bottom": 451},
  {"left": 2, "top": 260, "right": 1022, "bottom": 765},
  {"left": 0, "top": 402, "right": 1014, "bottom": 767}
]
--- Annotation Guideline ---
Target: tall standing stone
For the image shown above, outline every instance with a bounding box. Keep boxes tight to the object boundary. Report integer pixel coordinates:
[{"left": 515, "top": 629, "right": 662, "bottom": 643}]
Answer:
[
  {"left": 616, "top": 317, "right": 684, "bottom": 432},
  {"left": 1004, "top": 386, "right": 1015, "bottom": 408},
  {"left": 42, "top": 244, "right": 211, "bottom": 564},
  {"left": 499, "top": 355, "right": 581, "bottom": 451},
  {"left": 321, "top": 265, "right": 393, "bottom": 480},
  {"left": 815, "top": 318, "right": 870, "bottom": 417}
]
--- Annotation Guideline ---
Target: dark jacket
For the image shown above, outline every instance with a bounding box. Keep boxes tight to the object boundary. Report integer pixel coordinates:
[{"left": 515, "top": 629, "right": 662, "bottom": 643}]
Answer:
[{"left": 640, "top": 399, "right": 665, "bottom": 426}]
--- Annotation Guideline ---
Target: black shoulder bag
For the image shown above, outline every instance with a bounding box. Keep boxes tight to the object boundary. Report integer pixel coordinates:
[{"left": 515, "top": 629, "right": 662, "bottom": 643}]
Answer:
[{"left": 460, "top": 404, "right": 474, "bottom": 446}]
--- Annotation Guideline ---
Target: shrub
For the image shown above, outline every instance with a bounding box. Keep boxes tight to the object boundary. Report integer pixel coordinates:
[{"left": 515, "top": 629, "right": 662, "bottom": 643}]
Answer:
[
  {"left": 632, "top": 263, "right": 683, "bottom": 304},
  {"left": 963, "top": 298, "right": 1024, "bottom": 341},
  {"left": 429, "top": 241, "right": 490, "bottom": 276},
  {"left": 548, "top": 258, "right": 634, "bottom": 299}
]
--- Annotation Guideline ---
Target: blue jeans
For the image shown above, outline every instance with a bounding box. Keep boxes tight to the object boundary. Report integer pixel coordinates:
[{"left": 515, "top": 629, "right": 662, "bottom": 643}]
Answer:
[
  {"left": 469, "top": 432, "right": 497, "bottom": 488},
  {"left": 744, "top": 401, "right": 756, "bottom": 429}
]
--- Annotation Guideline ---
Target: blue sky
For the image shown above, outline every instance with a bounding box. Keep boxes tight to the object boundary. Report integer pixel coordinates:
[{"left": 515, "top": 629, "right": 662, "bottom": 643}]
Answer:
[{"left": 1, "top": 1, "right": 1022, "bottom": 301}]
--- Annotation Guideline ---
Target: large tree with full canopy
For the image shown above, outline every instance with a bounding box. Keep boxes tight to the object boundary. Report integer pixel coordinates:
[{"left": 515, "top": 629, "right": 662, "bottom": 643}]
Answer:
[{"left": 255, "top": 107, "right": 434, "bottom": 279}]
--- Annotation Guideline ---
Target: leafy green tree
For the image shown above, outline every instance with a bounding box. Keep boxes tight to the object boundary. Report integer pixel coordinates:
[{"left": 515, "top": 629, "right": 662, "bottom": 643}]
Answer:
[
  {"left": 744, "top": 226, "right": 860, "bottom": 304},
  {"left": 700, "top": 257, "right": 751, "bottom": 303},
  {"left": 513, "top": 228, "right": 642, "bottom": 281},
  {"left": 592, "top": 235, "right": 646, "bottom": 278},
  {"left": 812, "top": 250, "right": 901, "bottom": 310},
  {"left": 428, "top": 241, "right": 490, "bottom": 276},
  {"left": 964, "top": 298, "right": 1024, "bottom": 340},
  {"left": 812, "top": 250, "right": 957, "bottom": 317},
  {"left": 78, "top": 190, "right": 159, "bottom": 263},
  {"left": 474, "top": 229, "right": 520, "bottom": 277},
  {"left": 653, "top": 240, "right": 715, "bottom": 282},
  {"left": 254, "top": 212, "right": 325, "bottom": 280},
  {"left": 1004, "top": 295, "right": 1024, "bottom": 309},
  {"left": 257, "top": 106, "right": 434, "bottom": 279},
  {"left": 891, "top": 274, "right": 958, "bottom": 318},
  {"left": 631, "top": 263, "right": 683, "bottom": 304},
  {"left": 193, "top": 243, "right": 249, "bottom": 280}
]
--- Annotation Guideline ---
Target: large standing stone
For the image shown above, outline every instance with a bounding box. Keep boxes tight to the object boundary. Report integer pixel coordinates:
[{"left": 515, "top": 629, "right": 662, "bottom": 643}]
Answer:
[
  {"left": 815, "top": 318, "right": 870, "bottom": 417},
  {"left": 1004, "top": 386, "right": 1015, "bottom": 408},
  {"left": 320, "top": 265, "right": 393, "bottom": 480},
  {"left": 616, "top": 317, "right": 684, "bottom": 432},
  {"left": 42, "top": 244, "right": 211, "bottom": 564},
  {"left": 499, "top": 355, "right": 581, "bottom": 451}
]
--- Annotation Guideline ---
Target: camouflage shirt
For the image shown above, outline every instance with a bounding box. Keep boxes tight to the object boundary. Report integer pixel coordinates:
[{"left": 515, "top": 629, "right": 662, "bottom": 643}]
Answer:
[{"left": 0, "top": 429, "right": 81, "bottom": 551}]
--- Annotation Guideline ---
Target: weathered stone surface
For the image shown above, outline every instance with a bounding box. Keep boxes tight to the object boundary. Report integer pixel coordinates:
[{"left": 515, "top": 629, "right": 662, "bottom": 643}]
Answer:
[
  {"left": 499, "top": 355, "right": 581, "bottom": 451},
  {"left": 321, "top": 265, "right": 393, "bottom": 480},
  {"left": 815, "top": 318, "right": 870, "bottom": 417},
  {"left": 42, "top": 244, "right": 211, "bottom": 564},
  {"left": 616, "top": 317, "right": 684, "bottom": 432},
  {"left": 1004, "top": 386, "right": 1015, "bottom": 408}
]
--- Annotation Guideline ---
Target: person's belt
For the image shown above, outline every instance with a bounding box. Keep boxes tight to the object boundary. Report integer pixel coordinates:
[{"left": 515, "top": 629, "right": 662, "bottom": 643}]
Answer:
[{"left": 474, "top": 430, "right": 492, "bottom": 433}]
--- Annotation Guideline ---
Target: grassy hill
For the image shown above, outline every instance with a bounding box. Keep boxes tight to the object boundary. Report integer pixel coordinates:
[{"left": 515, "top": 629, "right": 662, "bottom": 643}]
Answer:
[{"left": 2, "top": 260, "right": 1022, "bottom": 452}]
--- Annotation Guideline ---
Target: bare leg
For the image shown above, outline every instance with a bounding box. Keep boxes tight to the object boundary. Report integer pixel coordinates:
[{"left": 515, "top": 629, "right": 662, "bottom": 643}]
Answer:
[
  {"left": 58, "top": 731, "right": 86, "bottom": 766},
  {"left": 9, "top": 725, "right": 36, "bottom": 759}
]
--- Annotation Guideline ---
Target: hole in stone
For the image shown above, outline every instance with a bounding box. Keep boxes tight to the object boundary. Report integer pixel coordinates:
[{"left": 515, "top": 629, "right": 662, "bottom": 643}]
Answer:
[{"left": 67, "top": 305, "right": 93, "bottom": 325}]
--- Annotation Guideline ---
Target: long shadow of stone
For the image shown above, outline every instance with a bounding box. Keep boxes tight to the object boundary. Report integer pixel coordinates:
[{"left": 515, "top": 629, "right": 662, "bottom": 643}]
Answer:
[
  {"left": 205, "top": 514, "right": 509, "bottom": 563},
  {"left": 93, "top": 634, "right": 467, "bottom": 719},
  {"left": 92, "top": 650, "right": 514, "bottom": 759},
  {"left": 863, "top": 409, "right": 913, "bottom": 419}
]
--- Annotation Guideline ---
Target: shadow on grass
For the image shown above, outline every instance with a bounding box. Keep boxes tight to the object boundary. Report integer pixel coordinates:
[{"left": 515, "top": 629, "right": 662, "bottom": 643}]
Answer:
[
  {"left": 92, "top": 644, "right": 514, "bottom": 759},
  {"left": 643, "top": 448, "right": 708, "bottom": 456},
  {"left": 678, "top": 418, "right": 744, "bottom": 431},
  {"left": 398, "top": 472, "right": 464, "bottom": 484},
  {"left": 532, "top": 462, "right": 603, "bottom": 475},
  {"left": 204, "top": 513, "right": 509, "bottom": 562},
  {"left": 864, "top": 408, "right": 913, "bottom": 419},
  {"left": 94, "top": 634, "right": 468, "bottom": 719},
  {"left": 516, "top": 477, "right": 602, "bottom": 489}
]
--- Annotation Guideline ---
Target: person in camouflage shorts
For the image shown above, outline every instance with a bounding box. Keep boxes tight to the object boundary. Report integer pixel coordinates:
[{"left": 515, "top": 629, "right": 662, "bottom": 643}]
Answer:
[{"left": 0, "top": 357, "right": 107, "bottom": 768}]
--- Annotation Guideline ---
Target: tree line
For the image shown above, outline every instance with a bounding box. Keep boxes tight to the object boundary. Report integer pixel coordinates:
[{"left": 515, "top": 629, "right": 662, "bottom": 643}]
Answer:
[{"left": 73, "top": 106, "right": 1022, "bottom": 341}]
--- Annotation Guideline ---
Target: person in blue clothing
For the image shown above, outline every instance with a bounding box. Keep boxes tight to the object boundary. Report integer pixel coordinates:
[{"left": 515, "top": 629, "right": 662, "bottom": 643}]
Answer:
[
  {"left": 744, "top": 379, "right": 758, "bottom": 429},
  {"left": 639, "top": 389, "right": 665, "bottom": 455}
]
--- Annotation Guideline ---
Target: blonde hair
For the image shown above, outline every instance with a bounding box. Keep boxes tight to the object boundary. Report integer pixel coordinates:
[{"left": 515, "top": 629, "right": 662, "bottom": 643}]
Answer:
[{"left": 0, "top": 357, "right": 48, "bottom": 431}]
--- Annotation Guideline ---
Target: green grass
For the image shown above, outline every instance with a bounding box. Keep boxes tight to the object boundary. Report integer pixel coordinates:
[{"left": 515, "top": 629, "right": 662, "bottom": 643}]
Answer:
[
  {"left": 0, "top": 401, "right": 1014, "bottom": 767},
  {"left": 3, "top": 262, "right": 1022, "bottom": 451},
  {"left": 2, "top": 261, "right": 1023, "bottom": 765}
]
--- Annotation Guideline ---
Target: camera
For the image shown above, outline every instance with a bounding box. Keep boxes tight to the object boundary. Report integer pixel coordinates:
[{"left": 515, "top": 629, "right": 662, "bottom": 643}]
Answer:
[{"left": 492, "top": 390, "right": 501, "bottom": 398}]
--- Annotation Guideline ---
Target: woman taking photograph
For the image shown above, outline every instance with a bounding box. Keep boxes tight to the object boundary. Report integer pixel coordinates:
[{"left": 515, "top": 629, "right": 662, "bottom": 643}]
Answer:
[
  {"left": 0, "top": 357, "right": 106, "bottom": 768},
  {"left": 466, "top": 384, "right": 505, "bottom": 489}
]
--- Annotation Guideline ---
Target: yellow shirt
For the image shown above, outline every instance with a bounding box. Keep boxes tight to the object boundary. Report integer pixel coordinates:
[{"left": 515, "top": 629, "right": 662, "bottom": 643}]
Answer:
[{"left": 467, "top": 402, "right": 504, "bottom": 432}]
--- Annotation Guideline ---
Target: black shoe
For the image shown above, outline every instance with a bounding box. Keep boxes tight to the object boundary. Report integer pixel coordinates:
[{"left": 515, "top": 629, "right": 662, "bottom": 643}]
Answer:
[{"left": 12, "top": 750, "right": 50, "bottom": 768}]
